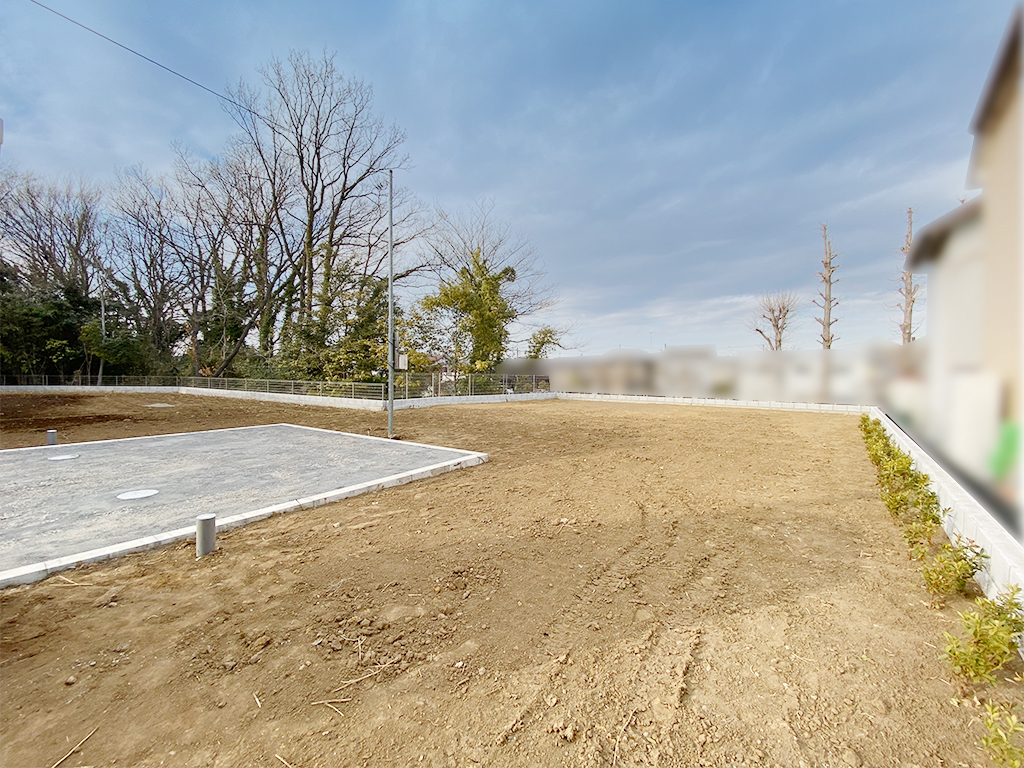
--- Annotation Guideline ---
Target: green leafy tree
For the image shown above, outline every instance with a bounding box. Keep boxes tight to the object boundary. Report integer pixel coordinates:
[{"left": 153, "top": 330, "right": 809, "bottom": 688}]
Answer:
[
  {"left": 0, "top": 274, "right": 98, "bottom": 378},
  {"left": 275, "top": 274, "right": 393, "bottom": 381},
  {"left": 526, "top": 325, "right": 563, "bottom": 359},
  {"left": 417, "top": 199, "right": 555, "bottom": 371},
  {"left": 79, "top": 317, "right": 154, "bottom": 375},
  {"left": 419, "top": 248, "right": 516, "bottom": 372}
]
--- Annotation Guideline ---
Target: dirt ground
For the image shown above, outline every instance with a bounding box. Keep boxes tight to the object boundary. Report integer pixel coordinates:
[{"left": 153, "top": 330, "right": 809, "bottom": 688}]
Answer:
[{"left": 1, "top": 392, "right": 1019, "bottom": 768}]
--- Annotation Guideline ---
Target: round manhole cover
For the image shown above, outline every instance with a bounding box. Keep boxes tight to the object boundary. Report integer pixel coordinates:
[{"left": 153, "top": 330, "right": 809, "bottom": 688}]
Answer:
[{"left": 116, "top": 489, "right": 160, "bottom": 500}]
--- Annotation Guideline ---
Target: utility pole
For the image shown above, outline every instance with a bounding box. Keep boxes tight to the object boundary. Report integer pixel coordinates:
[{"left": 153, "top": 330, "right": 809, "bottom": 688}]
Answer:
[
  {"left": 97, "top": 287, "right": 106, "bottom": 385},
  {"left": 387, "top": 169, "right": 395, "bottom": 438},
  {"left": 95, "top": 253, "right": 107, "bottom": 386}
]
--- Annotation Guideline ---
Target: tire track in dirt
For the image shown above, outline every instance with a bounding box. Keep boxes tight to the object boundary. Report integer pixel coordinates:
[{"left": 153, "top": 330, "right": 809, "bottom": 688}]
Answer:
[
  {"left": 539, "top": 516, "right": 680, "bottom": 656},
  {"left": 479, "top": 624, "right": 703, "bottom": 767}
]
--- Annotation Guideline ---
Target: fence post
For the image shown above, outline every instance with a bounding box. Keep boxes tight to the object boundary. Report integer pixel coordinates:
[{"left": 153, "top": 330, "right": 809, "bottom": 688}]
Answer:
[{"left": 470, "top": 374, "right": 473, "bottom": 396}]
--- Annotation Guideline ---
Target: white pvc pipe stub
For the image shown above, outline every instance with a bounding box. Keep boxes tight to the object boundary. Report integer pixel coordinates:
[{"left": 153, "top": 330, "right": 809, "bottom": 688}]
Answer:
[
  {"left": 196, "top": 514, "right": 216, "bottom": 557},
  {"left": 46, "top": 429, "right": 57, "bottom": 446}
]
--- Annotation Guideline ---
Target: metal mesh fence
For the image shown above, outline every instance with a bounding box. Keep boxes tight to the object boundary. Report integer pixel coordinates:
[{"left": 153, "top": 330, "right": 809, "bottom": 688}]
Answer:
[{"left": 0, "top": 373, "right": 550, "bottom": 401}]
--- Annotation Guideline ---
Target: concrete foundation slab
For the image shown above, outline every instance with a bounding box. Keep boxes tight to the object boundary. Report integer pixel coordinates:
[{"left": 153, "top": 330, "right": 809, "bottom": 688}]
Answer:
[{"left": 0, "top": 424, "right": 486, "bottom": 586}]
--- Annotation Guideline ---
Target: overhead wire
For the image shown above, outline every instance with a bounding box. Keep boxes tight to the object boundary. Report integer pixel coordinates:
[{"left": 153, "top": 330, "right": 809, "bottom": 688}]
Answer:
[{"left": 27, "top": 0, "right": 266, "bottom": 123}]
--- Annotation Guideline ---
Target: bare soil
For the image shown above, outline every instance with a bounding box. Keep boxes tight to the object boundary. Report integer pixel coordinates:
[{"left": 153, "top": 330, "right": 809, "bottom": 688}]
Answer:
[{"left": 0, "top": 392, "right": 1018, "bottom": 768}]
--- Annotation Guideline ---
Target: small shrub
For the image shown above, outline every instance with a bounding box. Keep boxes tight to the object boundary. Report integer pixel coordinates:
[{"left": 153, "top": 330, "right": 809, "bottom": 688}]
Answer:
[
  {"left": 902, "top": 500, "right": 948, "bottom": 560},
  {"left": 945, "top": 614, "right": 1018, "bottom": 685},
  {"left": 944, "top": 588, "right": 1024, "bottom": 686},
  {"left": 885, "top": 489, "right": 912, "bottom": 520},
  {"left": 879, "top": 453, "right": 916, "bottom": 494},
  {"left": 922, "top": 538, "right": 988, "bottom": 598},
  {"left": 917, "top": 490, "right": 944, "bottom": 526},
  {"left": 903, "top": 518, "right": 940, "bottom": 560},
  {"left": 859, "top": 417, "right": 936, "bottom": 526},
  {"left": 978, "top": 587, "right": 1024, "bottom": 638},
  {"left": 981, "top": 701, "right": 1024, "bottom": 768}
]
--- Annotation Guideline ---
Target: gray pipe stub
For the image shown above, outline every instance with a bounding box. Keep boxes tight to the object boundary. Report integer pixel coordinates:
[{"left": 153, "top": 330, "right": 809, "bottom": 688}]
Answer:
[{"left": 196, "top": 514, "right": 216, "bottom": 557}]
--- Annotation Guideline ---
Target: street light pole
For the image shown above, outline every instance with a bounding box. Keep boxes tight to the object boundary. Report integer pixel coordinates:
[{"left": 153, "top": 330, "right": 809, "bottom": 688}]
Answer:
[{"left": 387, "top": 169, "right": 395, "bottom": 438}]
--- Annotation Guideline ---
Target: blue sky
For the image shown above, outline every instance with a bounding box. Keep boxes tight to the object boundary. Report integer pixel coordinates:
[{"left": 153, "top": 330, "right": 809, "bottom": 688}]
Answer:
[{"left": 1, "top": 0, "right": 1018, "bottom": 355}]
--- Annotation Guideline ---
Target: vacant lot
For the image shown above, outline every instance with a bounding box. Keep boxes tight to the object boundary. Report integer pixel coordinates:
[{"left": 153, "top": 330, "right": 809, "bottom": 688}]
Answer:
[{"left": 0, "top": 392, "right": 1017, "bottom": 767}]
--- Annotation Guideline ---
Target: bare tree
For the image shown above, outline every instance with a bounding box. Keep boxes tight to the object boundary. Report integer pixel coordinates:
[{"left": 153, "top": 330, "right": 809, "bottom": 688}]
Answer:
[
  {"left": 230, "top": 53, "right": 409, "bottom": 314},
  {"left": 0, "top": 170, "right": 106, "bottom": 295},
  {"left": 173, "top": 140, "right": 294, "bottom": 376},
  {"left": 897, "top": 208, "right": 921, "bottom": 344},
  {"left": 753, "top": 291, "right": 799, "bottom": 351},
  {"left": 167, "top": 51, "right": 419, "bottom": 378},
  {"left": 109, "top": 168, "right": 187, "bottom": 359},
  {"left": 813, "top": 224, "right": 839, "bottom": 349},
  {"left": 168, "top": 150, "right": 235, "bottom": 375}
]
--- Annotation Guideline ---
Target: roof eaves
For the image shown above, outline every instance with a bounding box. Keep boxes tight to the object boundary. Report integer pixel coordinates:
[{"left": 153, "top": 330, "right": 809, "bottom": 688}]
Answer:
[
  {"left": 907, "top": 196, "right": 983, "bottom": 270},
  {"left": 966, "top": 6, "right": 1022, "bottom": 189},
  {"left": 969, "top": 5, "right": 1022, "bottom": 137}
]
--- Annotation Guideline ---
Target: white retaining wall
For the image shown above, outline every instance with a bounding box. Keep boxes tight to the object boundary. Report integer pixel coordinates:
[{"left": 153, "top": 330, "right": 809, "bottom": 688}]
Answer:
[
  {"left": 870, "top": 407, "right": 1024, "bottom": 599},
  {"left": 178, "top": 386, "right": 384, "bottom": 410},
  {"left": 182, "top": 387, "right": 559, "bottom": 410},
  {"left": 1, "top": 385, "right": 558, "bottom": 410},
  {"left": 3, "top": 385, "right": 869, "bottom": 413},
  {"left": 393, "top": 391, "right": 556, "bottom": 409},
  {"left": 1, "top": 385, "right": 177, "bottom": 394},
  {"left": 558, "top": 392, "right": 871, "bottom": 414}
]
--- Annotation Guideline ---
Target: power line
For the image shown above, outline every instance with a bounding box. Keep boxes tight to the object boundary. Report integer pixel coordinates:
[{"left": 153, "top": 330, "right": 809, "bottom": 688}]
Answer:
[{"left": 28, "top": 0, "right": 259, "bottom": 120}]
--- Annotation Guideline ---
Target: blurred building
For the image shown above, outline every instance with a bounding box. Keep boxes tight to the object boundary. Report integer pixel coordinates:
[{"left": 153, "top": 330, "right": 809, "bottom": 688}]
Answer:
[
  {"left": 908, "top": 6, "right": 1021, "bottom": 511},
  {"left": 500, "top": 342, "right": 921, "bottom": 410}
]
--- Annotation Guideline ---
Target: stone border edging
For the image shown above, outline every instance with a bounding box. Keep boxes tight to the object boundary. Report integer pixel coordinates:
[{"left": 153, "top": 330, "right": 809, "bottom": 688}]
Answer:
[
  {"left": 0, "top": 385, "right": 870, "bottom": 413},
  {"left": 1, "top": 385, "right": 175, "bottom": 394},
  {"left": 181, "top": 387, "right": 559, "bottom": 409},
  {"left": 178, "top": 386, "right": 385, "bottom": 410}
]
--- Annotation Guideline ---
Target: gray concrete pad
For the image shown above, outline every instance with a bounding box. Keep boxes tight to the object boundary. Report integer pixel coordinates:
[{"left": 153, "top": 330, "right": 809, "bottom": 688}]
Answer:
[{"left": 0, "top": 424, "right": 487, "bottom": 586}]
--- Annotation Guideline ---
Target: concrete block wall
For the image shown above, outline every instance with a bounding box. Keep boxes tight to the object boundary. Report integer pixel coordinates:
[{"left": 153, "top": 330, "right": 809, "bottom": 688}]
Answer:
[
  {"left": 4, "top": 384, "right": 870, "bottom": 414},
  {"left": 394, "top": 392, "right": 556, "bottom": 409}
]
